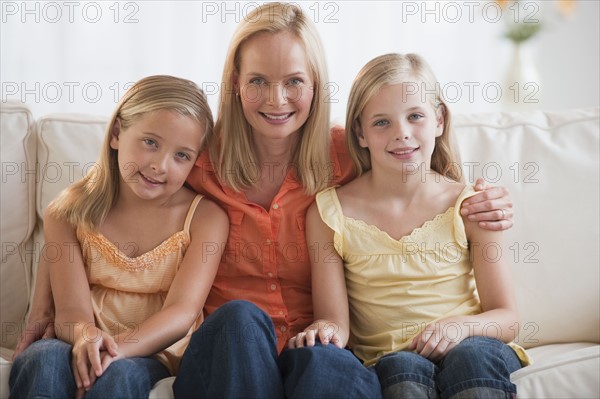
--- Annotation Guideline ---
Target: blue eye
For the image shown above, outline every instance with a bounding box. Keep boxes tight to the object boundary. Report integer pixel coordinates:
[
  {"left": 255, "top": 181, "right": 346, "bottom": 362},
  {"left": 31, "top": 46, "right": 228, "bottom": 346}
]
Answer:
[
  {"left": 176, "top": 152, "right": 191, "bottom": 161},
  {"left": 287, "top": 78, "right": 303, "bottom": 86},
  {"left": 250, "top": 77, "right": 266, "bottom": 85},
  {"left": 373, "top": 120, "right": 389, "bottom": 127},
  {"left": 408, "top": 114, "right": 424, "bottom": 121},
  {"left": 144, "top": 138, "right": 157, "bottom": 147}
]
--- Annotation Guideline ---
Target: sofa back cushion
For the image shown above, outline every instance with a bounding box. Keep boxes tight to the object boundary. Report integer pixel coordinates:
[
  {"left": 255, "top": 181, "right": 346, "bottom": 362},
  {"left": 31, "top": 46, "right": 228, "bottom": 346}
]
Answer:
[
  {"left": 454, "top": 108, "right": 600, "bottom": 348},
  {"left": 36, "top": 115, "right": 108, "bottom": 221},
  {"left": 0, "top": 103, "right": 37, "bottom": 350},
  {"left": 31, "top": 114, "right": 107, "bottom": 296}
]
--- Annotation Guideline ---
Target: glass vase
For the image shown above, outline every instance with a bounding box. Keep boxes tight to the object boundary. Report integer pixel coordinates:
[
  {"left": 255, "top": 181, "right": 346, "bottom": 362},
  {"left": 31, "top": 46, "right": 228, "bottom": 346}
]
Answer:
[{"left": 503, "top": 42, "right": 541, "bottom": 111}]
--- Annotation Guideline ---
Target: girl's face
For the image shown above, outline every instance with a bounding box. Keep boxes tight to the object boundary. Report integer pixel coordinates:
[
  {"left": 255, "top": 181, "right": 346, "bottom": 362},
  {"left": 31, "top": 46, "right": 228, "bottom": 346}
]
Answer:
[
  {"left": 235, "top": 31, "right": 314, "bottom": 145},
  {"left": 358, "top": 82, "right": 444, "bottom": 173},
  {"left": 110, "top": 109, "right": 204, "bottom": 202}
]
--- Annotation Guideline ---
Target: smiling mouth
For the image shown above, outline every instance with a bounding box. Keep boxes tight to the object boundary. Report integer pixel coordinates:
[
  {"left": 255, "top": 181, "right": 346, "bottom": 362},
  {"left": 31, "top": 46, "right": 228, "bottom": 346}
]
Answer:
[
  {"left": 260, "top": 112, "right": 294, "bottom": 121},
  {"left": 390, "top": 147, "right": 419, "bottom": 155},
  {"left": 140, "top": 172, "right": 164, "bottom": 185}
]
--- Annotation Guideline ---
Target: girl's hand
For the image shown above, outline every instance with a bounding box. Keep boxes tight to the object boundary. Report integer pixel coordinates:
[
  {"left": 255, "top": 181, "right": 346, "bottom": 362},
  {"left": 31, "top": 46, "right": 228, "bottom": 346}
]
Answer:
[
  {"left": 287, "top": 320, "right": 343, "bottom": 349},
  {"left": 74, "top": 350, "right": 121, "bottom": 399},
  {"left": 71, "top": 327, "right": 119, "bottom": 394},
  {"left": 408, "top": 317, "right": 470, "bottom": 363},
  {"left": 460, "top": 178, "right": 513, "bottom": 231},
  {"left": 13, "top": 315, "right": 55, "bottom": 359}
]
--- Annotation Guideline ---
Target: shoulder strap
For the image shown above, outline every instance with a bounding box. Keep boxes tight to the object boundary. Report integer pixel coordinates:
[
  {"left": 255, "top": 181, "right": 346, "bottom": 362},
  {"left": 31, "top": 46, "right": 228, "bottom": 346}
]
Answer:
[
  {"left": 183, "top": 195, "right": 203, "bottom": 233},
  {"left": 315, "top": 186, "right": 344, "bottom": 234},
  {"left": 452, "top": 185, "right": 478, "bottom": 248}
]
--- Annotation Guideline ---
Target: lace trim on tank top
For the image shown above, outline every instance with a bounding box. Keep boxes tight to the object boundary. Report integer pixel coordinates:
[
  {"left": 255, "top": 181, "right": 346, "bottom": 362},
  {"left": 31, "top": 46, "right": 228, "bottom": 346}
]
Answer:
[
  {"left": 345, "top": 207, "right": 454, "bottom": 244},
  {"left": 81, "top": 230, "right": 188, "bottom": 272}
]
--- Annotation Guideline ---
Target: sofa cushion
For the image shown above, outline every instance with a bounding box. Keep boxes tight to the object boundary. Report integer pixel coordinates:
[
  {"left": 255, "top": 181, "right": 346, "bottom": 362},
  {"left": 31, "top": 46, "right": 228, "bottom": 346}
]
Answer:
[
  {"left": 0, "top": 103, "right": 37, "bottom": 350},
  {"left": 36, "top": 114, "right": 108, "bottom": 218},
  {"left": 453, "top": 108, "right": 600, "bottom": 347},
  {"left": 0, "top": 355, "right": 11, "bottom": 399},
  {"left": 149, "top": 376, "right": 176, "bottom": 399},
  {"left": 511, "top": 343, "right": 600, "bottom": 398}
]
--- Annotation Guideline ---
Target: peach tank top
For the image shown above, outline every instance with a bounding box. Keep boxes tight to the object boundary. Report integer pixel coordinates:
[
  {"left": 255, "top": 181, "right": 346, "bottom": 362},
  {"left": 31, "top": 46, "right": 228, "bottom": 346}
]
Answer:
[{"left": 76, "top": 195, "right": 203, "bottom": 374}]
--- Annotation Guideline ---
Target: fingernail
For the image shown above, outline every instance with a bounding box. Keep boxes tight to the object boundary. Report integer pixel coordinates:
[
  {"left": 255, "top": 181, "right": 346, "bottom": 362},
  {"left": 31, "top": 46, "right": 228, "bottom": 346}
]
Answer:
[
  {"left": 460, "top": 208, "right": 469, "bottom": 215},
  {"left": 468, "top": 215, "right": 476, "bottom": 221}
]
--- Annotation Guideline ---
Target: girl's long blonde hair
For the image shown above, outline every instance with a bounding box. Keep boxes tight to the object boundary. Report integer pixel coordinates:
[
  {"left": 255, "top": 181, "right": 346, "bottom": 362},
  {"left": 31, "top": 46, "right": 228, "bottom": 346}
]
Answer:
[
  {"left": 206, "top": 2, "right": 333, "bottom": 194},
  {"left": 345, "top": 53, "right": 463, "bottom": 182},
  {"left": 47, "top": 75, "right": 214, "bottom": 230}
]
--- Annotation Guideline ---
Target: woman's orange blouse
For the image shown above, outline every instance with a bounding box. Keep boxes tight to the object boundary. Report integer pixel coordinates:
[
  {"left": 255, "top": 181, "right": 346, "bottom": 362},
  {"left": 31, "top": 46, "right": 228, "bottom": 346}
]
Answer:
[{"left": 186, "top": 127, "right": 353, "bottom": 353}]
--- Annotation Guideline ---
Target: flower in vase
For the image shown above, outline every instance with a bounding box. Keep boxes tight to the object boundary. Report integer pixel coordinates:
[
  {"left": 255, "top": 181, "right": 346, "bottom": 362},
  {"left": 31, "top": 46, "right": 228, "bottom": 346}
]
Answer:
[
  {"left": 495, "top": 0, "right": 576, "bottom": 44},
  {"left": 495, "top": 0, "right": 575, "bottom": 110}
]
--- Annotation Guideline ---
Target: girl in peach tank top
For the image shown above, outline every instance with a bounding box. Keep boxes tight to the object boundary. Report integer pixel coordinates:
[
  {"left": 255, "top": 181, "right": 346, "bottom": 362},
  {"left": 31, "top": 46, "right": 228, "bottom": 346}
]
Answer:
[
  {"left": 9, "top": 76, "right": 228, "bottom": 399},
  {"left": 77, "top": 194, "right": 205, "bottom": 374}
]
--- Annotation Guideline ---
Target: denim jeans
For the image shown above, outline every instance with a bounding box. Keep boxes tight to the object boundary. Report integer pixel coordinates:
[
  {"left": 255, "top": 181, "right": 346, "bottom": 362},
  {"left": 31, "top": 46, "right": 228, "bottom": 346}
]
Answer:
[
  {"left": 9, "top": 338, "right": 170, "bottom": 398},
  {"left": 370, "top": 336, "right": 522, "bottom": 399},
  {"left": 173, "top": 300, "right": 381, "bottom": 399}
]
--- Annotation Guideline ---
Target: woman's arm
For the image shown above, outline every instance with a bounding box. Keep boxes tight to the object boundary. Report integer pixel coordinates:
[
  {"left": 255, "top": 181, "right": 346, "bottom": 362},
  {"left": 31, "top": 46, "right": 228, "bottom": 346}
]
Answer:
[
  {"left": 410, "top": 217, "right": 519, "bottom": 362},
  {"left": 288, "top": 202, "right": 349, "bottom": 349},
  {"left": 109, "top": 199, "right": 228, "bottom": 360},
  {"left": 461, "top": 178, "right": 514, "bottom": 231},
  {"left": 13, "top": 261, "right": 55, "bottom": 359}
]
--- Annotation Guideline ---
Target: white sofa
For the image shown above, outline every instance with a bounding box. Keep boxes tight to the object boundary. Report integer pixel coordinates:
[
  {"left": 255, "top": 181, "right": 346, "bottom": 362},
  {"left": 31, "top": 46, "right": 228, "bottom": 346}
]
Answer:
[{"left": 1, "top": 102, "right": 599, "bottom": 398}]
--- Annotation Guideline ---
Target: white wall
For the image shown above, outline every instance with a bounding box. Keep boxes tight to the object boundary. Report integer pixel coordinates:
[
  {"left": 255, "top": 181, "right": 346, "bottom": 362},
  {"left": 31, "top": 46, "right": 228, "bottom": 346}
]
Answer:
[{"left": 1, "top": 0, "right": 598, "bottom": 122}]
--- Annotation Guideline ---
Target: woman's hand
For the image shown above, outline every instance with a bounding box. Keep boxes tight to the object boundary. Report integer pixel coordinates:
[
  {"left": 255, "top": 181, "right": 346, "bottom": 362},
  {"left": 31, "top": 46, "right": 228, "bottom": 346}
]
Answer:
[
  {"left": 408, "top": 317, "right": 471, "bottom": 363},
  {"left": 13, "top": 314, "right": 55, "bottom": 359},
  {"left": 288, "top": 320, "right": 343, "bottom": 349},
  {"left": 461, "top": 178, "right": 513, "bottom": 231},
  {"left": 71, "top": 326, "right": 119, "bottom": 397}
]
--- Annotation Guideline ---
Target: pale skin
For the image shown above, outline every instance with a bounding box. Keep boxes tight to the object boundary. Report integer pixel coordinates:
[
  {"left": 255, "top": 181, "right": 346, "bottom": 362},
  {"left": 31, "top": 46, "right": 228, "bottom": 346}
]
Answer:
[
  {"left": 234, "top": 31, "right": 315, "bottom": 209},
  {"left": 289, "top": 84, "right": 519, "bottom": 363},
  {"left": 15, "top": 32, "right": 513, "bottom": 361},
  {"left": 36, "top": 110, "right": 229, "bottom": 397}
]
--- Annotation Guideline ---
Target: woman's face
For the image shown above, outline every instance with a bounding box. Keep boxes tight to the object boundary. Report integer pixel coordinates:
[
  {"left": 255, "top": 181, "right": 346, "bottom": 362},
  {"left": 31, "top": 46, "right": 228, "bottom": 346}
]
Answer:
[{"left": 235, "top": 31, "right": 315, "bottom": 145}]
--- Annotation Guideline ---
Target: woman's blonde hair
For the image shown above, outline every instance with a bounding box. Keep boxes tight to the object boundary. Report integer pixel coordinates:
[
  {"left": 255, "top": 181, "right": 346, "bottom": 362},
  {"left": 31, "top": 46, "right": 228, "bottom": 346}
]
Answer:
[
  {"left": 206, "top": 2, "right": 332, "bottom": 194},
  {"left": 345, "top": 53, "right": 463, "bottom": 182},
  {"left": 47, "top": 75, "right": 214, "bottom": 230}
]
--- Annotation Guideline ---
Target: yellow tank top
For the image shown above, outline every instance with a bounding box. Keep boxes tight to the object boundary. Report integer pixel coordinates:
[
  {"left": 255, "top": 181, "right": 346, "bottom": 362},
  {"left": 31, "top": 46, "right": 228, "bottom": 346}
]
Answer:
[{"left": 316, "top": 186, "right": 531, "bottom": 367}]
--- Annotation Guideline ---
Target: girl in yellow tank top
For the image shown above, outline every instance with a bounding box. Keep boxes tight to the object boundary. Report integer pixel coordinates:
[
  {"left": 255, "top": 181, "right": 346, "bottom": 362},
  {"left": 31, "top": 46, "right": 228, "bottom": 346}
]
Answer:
[
  {"left": 9, "top": 75, "right": 228, "bottom": 399},
  {"left": 289, "top": 54, "right": 530, "bottom": 399}
]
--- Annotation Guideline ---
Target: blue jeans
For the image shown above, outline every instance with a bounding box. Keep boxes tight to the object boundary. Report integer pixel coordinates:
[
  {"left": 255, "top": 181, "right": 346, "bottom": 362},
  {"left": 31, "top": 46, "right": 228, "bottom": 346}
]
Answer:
[
  {"left": 9, "top": 338, "right": 170, "bottom": 398},
  {"left": 370, "top": 336, "right": 522, "bottom": 399},
  {"left": 173, "top": 300, "right": 381, "bottom": 399}
]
